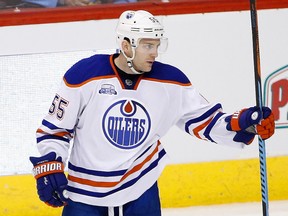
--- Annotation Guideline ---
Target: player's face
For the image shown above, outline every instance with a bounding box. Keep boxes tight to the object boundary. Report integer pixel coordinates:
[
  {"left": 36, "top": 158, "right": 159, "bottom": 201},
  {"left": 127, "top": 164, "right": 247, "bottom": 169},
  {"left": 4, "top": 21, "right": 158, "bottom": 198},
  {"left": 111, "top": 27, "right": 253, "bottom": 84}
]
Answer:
[{"left": 133, "top": 39, "right": 160, "bottom": 72}]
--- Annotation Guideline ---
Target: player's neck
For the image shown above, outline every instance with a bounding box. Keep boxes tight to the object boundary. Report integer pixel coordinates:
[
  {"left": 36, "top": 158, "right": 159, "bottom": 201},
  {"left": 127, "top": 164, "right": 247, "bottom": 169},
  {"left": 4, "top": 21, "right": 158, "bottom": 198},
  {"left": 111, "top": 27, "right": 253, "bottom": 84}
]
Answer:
[{"left": 114, "top": 53, "right": 136, "bottom": 75}]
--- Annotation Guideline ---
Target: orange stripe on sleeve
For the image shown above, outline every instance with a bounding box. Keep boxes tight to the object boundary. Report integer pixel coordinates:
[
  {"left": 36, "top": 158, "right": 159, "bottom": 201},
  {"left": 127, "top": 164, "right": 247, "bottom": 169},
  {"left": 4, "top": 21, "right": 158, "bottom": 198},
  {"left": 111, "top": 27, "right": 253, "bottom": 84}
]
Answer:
[
  {"left": 36, "top": 128, "right": 72, "bottom": 138},
  {"left": 192, "top": 117, "right": 213, "bottom": 140}
]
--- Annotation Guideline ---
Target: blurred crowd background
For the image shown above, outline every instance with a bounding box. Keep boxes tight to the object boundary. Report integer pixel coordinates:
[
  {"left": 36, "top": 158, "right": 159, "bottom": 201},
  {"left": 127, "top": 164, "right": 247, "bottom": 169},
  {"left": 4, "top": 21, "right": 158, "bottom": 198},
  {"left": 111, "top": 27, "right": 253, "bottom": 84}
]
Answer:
[{"left": 0, "top": 0, "right": 166, "bottom": 9}]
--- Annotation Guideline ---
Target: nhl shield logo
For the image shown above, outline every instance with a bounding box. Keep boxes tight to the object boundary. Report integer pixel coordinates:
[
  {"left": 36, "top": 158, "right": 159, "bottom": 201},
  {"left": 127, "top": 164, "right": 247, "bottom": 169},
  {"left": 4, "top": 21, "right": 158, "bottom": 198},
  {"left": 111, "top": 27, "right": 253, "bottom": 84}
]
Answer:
[
  {"left": 102, "top": 99, "right": 151, "bottom": 149},
  {"left": 264, "top": 65, "right": 288, "bottom": 128}
]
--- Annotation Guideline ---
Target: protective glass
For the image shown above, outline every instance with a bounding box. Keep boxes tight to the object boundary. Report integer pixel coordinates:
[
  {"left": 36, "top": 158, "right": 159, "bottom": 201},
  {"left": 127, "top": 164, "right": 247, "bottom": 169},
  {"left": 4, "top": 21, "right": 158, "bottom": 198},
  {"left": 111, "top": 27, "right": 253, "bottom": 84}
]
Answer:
[{"left": 137, "top": 38, "right": 168, "bottom": 54}]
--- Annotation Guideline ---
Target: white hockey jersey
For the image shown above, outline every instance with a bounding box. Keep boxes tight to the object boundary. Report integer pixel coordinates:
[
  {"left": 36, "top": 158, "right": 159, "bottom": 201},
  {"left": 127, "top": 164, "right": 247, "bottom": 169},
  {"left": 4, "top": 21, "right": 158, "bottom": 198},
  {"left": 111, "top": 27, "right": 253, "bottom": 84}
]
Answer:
[{"left": 36, "top": 54, "right": 243, "bottom": 207}]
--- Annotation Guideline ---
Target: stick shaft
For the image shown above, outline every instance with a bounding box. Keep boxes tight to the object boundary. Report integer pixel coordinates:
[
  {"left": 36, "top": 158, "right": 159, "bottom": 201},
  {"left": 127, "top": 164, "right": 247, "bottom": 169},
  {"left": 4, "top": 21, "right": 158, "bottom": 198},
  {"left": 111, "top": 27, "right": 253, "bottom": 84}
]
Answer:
[{"left": 249, "top": 0, "right": 269, "bottom": 215}]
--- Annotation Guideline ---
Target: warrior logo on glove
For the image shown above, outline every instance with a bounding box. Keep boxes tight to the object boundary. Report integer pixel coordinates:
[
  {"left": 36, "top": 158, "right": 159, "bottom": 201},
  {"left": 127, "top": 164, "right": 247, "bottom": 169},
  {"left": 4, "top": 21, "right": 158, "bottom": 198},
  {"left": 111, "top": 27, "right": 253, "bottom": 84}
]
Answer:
[{"left": 30, "top": 152, "right": 68, "bottom": 207}]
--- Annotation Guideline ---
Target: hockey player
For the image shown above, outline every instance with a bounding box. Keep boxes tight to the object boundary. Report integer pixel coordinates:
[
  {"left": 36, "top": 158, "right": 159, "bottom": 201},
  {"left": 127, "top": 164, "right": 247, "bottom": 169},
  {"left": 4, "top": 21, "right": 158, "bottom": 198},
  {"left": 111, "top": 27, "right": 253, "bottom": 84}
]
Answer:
[{"left": 30, "top": 10, "right": 275, "bottom": 216}]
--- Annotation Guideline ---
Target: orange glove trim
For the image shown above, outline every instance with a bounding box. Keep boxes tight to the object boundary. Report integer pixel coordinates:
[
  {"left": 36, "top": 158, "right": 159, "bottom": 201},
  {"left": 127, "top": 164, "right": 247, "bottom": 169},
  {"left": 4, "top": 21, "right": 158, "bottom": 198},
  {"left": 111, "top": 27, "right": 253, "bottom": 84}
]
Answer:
[
  {"left": 256, "top": 112, "right": 275, "bottom": 140},
  {"left": 230, "top": 109, "right": 247, "bottom": 131},
  {"left": 32, "top": 161, "right": 64, "bottom": 179}
]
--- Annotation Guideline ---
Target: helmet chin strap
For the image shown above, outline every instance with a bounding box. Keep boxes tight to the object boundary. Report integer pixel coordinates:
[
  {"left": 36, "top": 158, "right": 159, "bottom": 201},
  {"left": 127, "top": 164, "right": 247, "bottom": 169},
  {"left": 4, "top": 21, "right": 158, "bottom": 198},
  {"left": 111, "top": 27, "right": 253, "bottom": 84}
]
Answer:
[{"left": 122, "top": 48, "right": 144, "bottom": 75}]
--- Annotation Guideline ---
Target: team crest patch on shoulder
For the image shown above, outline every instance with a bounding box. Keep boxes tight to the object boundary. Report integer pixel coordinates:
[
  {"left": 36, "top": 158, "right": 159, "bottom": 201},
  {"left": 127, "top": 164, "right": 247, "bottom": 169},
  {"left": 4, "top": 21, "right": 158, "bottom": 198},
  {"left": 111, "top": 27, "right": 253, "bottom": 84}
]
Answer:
[
  {"left": 102, "top": 99, "right": 151, "bottom": 149},
  {"left": 99, "top": 84, "right": 117, "bottom": 95}
]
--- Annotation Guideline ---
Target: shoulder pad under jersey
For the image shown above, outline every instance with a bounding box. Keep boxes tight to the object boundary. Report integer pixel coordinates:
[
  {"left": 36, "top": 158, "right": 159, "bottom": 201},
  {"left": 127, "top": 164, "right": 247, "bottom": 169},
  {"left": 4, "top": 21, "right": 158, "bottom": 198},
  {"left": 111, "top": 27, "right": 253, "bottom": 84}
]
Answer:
[
  {"left": 144, "top": 61, "right": 191, "bottom": 86},
  {"left": 64, "top": 54, "right": 115, "bottom": 87}
]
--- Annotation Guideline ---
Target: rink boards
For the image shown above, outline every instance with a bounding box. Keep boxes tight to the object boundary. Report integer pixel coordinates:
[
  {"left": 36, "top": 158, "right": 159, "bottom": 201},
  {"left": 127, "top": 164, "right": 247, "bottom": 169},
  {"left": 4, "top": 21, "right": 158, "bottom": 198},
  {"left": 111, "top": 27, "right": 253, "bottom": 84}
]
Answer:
[{"left": 1, "top": 156, "right": 287, "bottom": 215}]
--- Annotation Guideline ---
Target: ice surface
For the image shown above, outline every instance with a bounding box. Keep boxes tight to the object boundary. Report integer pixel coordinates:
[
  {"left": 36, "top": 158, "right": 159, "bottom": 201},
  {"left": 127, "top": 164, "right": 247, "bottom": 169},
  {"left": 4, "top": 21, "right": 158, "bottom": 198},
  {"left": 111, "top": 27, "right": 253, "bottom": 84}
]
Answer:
[{"left": 162, "top": 200, "right": 288, "bottom": 216}]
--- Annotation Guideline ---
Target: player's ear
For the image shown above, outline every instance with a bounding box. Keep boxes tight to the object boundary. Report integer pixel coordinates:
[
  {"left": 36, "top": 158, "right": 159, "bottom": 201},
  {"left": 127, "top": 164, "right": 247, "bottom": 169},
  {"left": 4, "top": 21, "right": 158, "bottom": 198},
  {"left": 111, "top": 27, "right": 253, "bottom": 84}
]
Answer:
[
  {"left": 121, "top": 40, "right": 132, "bottom": 58},
  {"left": 121, "top": 39, "right": 129, "bottom": 51}
]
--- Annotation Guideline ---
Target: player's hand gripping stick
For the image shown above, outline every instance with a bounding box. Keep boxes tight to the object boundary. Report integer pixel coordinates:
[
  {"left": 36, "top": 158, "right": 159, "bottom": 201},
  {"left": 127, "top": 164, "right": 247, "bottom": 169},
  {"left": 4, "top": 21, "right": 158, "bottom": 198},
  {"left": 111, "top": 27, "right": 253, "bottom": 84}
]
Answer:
[
  {"left": 30, "top": 152, "right": 68, "bottom": 207},
  {"left": 225, "top": 106, "right": 275, "bottom": 145}
]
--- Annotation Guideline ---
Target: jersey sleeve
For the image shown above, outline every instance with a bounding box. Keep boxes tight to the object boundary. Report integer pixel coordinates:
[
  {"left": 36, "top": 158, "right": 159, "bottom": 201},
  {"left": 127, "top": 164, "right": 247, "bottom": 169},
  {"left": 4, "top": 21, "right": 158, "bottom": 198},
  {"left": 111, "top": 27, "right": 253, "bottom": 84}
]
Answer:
[
  {"left": 36, "top": 79, "right": 84, "bottom": 163},
  {"left": 35, "top": 58, "right": 92, "bottom": 163},
  {"left": 176, "top": 85, "right": 244, "bottom": 149},
  {"left": 36, "top": 54, "right": 112, "bottom": 162}
]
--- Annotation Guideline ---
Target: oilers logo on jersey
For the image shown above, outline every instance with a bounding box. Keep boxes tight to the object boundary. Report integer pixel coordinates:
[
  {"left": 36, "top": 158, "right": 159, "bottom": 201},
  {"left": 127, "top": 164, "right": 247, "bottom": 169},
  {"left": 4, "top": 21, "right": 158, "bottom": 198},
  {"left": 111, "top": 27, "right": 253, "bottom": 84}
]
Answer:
[{"left": 102, "top": 99, "right": 151, "bottom": 149}]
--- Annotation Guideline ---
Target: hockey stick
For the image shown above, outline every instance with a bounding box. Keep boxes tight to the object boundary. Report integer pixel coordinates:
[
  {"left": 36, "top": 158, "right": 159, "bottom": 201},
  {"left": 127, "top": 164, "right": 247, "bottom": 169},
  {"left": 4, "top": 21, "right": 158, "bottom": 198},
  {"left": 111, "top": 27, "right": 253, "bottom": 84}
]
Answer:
[{"left": 249, "top": 0, "right": 269, "bottom": 215}]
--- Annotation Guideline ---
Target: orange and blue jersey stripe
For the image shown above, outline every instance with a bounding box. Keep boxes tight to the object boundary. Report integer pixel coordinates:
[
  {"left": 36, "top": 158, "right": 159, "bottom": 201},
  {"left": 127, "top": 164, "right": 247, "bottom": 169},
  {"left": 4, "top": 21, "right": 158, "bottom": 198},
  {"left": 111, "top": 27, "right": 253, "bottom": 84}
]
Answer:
[{"left": 67, "top": 142, "right": 166, "bottom": 198}]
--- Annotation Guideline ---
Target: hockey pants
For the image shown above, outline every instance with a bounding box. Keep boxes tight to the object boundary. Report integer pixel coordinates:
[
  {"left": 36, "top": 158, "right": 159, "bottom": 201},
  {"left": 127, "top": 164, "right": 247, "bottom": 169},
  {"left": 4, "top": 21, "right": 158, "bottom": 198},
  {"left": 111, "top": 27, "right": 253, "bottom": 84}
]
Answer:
[{"left": 62, "top": 182, "right": 161, "bottom": 216}]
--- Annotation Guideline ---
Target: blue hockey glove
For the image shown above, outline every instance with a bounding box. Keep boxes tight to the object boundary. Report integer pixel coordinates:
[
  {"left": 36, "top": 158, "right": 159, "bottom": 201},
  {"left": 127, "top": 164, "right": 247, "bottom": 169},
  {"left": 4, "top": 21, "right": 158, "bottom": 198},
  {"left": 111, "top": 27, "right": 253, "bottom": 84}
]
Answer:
[
  {"left": 29, "top": 152, "right": 68, "bottom": 207},
  {"left": 225, "top": 106, "right": 274, "bottom": 145}
]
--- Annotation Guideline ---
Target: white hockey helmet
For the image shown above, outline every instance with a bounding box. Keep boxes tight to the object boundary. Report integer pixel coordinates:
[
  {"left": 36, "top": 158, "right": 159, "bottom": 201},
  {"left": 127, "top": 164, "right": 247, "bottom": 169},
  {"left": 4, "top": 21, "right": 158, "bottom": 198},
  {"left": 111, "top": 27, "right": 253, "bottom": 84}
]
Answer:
[
  {"left": 116, "top": 10, "right": 168, "bottom": 52},
  {"left": 115, "top": 10, "right": 168, "bottom": 74}
]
